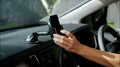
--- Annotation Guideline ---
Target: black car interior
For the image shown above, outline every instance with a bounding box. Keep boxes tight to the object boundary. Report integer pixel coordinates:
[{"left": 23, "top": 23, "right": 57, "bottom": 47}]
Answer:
[
  {"left": 0, "top": 22, "right": 95, "bottom": 67},
  {"left": 0, "top": 1, "right": 120, "bottom": 67},
  {"left": 1, "top": 9, "right": 111, "bottom": 66}
]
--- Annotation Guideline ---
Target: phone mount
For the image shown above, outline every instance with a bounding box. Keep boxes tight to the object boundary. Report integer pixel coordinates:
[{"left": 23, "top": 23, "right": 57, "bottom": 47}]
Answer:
[
  {"left": 48, "top": 15, "right": 63, "bottom": 37},
  {"left": 26, "top": 15, "right": 63, "bottom": 44}
]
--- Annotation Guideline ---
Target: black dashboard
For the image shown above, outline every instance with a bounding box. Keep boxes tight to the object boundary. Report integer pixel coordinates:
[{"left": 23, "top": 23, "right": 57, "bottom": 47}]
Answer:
[{"left": 0, "top": 24, "right": 97, "bottom": 67}]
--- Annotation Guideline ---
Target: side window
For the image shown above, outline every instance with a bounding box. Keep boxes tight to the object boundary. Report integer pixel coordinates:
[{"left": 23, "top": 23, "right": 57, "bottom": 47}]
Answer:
[{"left": 107, "top": 1, "right": 120, "bottom": 33}]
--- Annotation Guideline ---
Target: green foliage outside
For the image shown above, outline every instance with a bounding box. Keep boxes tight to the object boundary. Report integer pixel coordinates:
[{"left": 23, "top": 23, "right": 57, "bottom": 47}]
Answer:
[
  {"left": 107, "top": 22, "right": 115, "bottom": 29},
  {"left": 0, "top": 22, "right": 19, "bottom": 30}
]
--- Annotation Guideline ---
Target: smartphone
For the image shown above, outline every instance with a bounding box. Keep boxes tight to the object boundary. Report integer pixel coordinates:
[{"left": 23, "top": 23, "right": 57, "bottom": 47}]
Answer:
[{"left": 48, "top": 15, "right": 64, "bottom": 38}]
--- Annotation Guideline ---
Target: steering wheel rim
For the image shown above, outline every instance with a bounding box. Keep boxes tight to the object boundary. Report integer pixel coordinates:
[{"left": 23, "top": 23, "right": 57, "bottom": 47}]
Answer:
[
  {"left": 58, "top": 48, "right": 80, "bottom": 67},
  {"left": 97, "top": 25, "right": 120, "bottom": 52}
]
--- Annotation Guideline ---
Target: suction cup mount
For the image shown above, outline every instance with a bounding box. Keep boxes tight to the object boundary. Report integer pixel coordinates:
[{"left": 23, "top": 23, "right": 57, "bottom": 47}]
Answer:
[{"left": 26, "top": 15, "right": 63, "bottom": 44}]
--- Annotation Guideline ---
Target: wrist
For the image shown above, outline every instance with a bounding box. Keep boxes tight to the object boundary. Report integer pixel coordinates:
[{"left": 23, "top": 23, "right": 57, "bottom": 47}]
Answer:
[{"left": 75, "top": 43, "right": 84, "bottom": 55}]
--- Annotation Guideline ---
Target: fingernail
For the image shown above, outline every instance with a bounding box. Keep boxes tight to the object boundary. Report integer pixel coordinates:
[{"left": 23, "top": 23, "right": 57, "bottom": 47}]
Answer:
[
  {"left": 60, "top": 30, "right": 65, "bottom": 33},
  {"left": 53, "top": 34, "right": 57, "bottom": 37},
  {"left": 53, "top": 37, "right": 56, "bottom": 40}
]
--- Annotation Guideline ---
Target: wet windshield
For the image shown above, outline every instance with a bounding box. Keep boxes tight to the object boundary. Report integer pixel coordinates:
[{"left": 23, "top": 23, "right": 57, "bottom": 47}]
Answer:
[{"left": 0, "top": 0, "right": 90, "bottom": 31}]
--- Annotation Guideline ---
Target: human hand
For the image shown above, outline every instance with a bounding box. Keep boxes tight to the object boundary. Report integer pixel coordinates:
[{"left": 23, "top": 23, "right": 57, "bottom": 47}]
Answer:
[{"left": 53, "top": 30, "right": 82, "bottom": 53}]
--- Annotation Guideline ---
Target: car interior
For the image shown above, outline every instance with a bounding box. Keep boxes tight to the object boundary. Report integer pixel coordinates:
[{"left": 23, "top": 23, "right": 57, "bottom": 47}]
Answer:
[{"left": 0, "top": 0, "right": 120, "bottom": 67}]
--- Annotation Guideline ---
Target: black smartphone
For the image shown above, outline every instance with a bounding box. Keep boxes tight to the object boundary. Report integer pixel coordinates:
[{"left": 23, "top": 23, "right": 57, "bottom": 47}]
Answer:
[{"left": 48, "top": 15, "right": 64, "bottom": 38}]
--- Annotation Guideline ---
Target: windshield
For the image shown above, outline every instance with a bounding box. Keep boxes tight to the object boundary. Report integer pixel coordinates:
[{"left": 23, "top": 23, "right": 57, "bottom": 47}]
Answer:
[{"left": 0, "top": 0, "right": 90, "bottom": 31}]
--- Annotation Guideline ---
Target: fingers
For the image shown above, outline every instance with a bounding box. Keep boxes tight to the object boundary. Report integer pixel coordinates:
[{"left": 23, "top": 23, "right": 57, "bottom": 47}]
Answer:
[
  {"left": 53, "top": 30, "right": 82, "bottom": 53},
  {"left": 53, "top": 30, "right": 78, "bottom": 50},
  {"left": 60, "top": 30, "right": 76, "bottom": 39},
  {"left": 53, "top": 34, "right": 72, "bottom": 45},
  {"left": 53, "top": 37, "right": 74, "bottom": 51},
  {"left": 53, "top": 37, "right": 68, "bottom": 49}
]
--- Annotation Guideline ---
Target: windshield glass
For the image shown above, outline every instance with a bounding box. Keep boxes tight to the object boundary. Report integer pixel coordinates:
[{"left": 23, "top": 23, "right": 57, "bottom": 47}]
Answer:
[{"left": 0, "top": 0, "right": 90, "bottom": 31}]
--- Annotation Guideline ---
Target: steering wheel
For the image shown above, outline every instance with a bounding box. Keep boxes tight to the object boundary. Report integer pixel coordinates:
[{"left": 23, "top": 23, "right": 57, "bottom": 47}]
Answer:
[
  {"left": 58, "top": 48, "right": 81, "bottom": 67},
  {"left": 97, "top": 25, "right": 120, "bottom": 53}
]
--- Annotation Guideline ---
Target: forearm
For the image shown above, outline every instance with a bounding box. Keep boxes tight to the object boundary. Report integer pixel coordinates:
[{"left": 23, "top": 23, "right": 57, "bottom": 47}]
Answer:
[
  {"left": 76, "top": 44, "right": 120, "bottom": 67},
  {"left": 53, "top": 30, "right": 120, "bottom": 67}
]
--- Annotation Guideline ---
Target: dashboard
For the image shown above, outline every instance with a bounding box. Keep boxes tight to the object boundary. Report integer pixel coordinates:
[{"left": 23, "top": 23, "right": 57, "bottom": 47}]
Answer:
[{"left": 0, "top": 23, "right": 99, "bottom": 67}]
